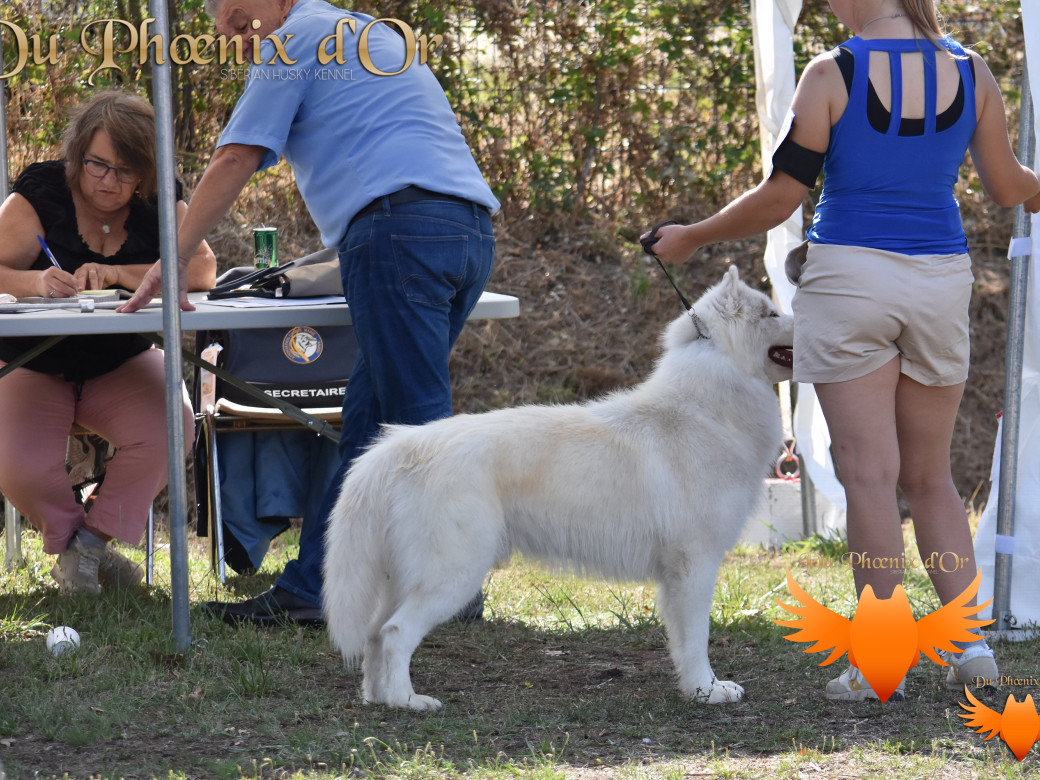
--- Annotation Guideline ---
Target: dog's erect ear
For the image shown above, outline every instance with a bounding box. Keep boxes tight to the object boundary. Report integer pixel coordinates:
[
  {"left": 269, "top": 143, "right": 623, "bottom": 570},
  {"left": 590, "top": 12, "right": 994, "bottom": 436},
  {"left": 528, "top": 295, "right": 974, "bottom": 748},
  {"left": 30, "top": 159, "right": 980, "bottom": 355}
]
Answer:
[
  {"left": 712, "top": 265, "right": 745, "bottom": 319},
  {"left": 719, "top": 265, "right": 742, "bottom": 302}
]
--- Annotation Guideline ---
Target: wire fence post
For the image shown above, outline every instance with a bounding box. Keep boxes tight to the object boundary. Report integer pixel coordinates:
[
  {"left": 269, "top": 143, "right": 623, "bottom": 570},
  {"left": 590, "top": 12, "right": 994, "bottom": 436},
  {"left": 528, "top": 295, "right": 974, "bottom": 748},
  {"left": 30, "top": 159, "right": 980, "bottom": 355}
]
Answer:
[{"left": 992, "top": 58, "right": 1035, "bottom": 632}]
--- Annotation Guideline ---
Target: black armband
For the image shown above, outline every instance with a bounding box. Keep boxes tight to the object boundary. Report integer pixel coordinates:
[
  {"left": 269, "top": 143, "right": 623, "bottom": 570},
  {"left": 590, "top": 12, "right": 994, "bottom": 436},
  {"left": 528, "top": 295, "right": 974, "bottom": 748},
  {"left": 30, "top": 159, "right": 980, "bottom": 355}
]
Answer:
[{"left": 771, "top": 135, "right": 825, "bottom": 189}]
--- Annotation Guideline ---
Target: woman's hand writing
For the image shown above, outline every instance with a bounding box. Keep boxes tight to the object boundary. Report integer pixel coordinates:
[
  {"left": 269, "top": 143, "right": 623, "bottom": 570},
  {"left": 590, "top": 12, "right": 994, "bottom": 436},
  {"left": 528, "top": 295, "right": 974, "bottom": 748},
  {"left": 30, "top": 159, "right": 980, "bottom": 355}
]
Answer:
[{"left": 36, "top": 267, "right": 78, "bottom": 298}]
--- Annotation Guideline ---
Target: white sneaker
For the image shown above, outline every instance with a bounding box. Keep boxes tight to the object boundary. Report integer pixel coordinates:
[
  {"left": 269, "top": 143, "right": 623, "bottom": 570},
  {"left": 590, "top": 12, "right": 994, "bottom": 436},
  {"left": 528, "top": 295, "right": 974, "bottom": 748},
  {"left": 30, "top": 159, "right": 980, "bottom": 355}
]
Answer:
[
  {"left": 940, "top": 640, "right": 998, "bottom": 691},
  {"left": 825, "top": 666, "right": 905, "bottom": 702},
  {"left": 51, "top": 535, "right": 103, "bottom": 595}
]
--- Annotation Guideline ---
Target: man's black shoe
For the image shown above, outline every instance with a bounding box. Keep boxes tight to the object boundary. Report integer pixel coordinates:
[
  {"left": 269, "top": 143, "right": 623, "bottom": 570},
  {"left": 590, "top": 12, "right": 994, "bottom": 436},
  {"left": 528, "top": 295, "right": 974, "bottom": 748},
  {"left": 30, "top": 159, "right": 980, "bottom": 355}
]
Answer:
[
  {"left": 453, "top": 590, "right": 485, "bottom": 623},
  {"left": 204, "top": 586, "right": 324, "bottom": 626}
]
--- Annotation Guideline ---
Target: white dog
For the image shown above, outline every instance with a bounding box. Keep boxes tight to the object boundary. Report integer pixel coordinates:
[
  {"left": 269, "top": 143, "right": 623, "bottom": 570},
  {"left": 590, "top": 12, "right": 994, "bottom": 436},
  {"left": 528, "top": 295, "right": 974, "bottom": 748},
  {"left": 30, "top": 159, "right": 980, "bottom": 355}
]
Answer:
[{"left": 323, "top": 266, "right": 793, "bottom": 710}]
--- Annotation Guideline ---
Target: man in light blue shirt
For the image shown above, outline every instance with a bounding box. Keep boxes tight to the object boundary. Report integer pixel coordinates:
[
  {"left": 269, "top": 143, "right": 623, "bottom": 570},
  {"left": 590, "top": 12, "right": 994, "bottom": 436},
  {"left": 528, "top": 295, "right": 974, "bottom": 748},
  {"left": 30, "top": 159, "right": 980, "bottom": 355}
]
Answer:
[
  {"left": 214, "top": 0, "right": 499, "bottom": 247},
  {"left": 122, "top": 0, "right": 499, "bottom": 623}
]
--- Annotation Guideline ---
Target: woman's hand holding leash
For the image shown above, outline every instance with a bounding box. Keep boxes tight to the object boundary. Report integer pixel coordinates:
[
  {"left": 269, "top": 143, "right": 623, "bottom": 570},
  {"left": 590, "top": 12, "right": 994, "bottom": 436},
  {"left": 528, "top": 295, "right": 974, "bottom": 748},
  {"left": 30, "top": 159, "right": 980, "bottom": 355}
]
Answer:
[
  {"left": 640, "top": 219, "right": 700, "bottom": 314},
  {"left": 640, "top": 220, "right": 701, "bottom": 265}
]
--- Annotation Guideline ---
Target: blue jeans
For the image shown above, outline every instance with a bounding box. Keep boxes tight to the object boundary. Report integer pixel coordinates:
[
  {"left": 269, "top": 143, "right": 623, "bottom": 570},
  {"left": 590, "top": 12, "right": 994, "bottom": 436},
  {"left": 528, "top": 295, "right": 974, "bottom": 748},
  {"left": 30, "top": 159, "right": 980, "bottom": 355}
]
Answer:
[{"left": 276, "top": 197, "right": 496, "bottom": 606}]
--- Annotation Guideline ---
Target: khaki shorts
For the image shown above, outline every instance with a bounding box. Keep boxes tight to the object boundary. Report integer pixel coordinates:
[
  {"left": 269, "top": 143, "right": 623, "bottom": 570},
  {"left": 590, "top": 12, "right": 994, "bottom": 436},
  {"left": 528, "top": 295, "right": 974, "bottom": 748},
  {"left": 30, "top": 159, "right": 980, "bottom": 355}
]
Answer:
[{"left": 792, "top": 243, "right": 974, "bottom": 387}]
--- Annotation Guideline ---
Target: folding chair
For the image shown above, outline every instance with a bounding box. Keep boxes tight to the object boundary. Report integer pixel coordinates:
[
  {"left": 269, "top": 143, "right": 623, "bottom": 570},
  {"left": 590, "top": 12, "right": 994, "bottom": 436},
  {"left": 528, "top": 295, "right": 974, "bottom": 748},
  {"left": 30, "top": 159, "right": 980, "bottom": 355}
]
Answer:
[
  {"left": 3, "top": 426, "right": 155, "bottom": 582},
  {"left": 193, "top": 307, "right": 358, "bottom": 582}
]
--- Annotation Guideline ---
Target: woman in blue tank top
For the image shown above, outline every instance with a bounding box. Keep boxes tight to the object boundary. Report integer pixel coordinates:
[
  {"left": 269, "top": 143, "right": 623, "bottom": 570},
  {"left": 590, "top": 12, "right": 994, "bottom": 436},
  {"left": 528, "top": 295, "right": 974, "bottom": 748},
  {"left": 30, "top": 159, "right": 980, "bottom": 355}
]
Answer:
[{"left": 645, "top": 0, "right": 1040, "bottom": 701}]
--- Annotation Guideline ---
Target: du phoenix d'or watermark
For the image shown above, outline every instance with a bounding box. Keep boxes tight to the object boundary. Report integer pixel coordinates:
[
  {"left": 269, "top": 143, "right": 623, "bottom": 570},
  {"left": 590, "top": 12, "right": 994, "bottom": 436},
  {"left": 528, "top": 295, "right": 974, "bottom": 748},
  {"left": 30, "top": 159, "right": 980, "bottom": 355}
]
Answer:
[
  {"left": 776, "top": 570, "right": 1040, "bottom": 761},
  {"left": 797, "top": 550, "right": 972, "bottom": 575},
  {"left": 0, "top": 16, "right": 442, "bottom": 84}
]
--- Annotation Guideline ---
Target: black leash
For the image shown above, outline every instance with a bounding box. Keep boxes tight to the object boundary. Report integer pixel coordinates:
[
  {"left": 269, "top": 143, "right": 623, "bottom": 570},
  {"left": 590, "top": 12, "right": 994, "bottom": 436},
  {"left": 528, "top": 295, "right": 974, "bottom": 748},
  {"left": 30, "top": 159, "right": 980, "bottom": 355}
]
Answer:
[
  {"left": 640, "top": 220, "right": 691, "bottom": 310},
  {"left": 640, "top": 219, "right": 710, "bottom": 339}
]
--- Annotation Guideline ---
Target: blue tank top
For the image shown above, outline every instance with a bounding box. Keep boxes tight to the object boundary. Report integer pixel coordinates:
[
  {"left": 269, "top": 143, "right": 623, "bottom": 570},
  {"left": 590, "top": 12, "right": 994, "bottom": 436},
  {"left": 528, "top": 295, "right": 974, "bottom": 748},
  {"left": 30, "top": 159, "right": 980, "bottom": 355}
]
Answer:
[{"left": 807, "top": 36, "right": 976, "bottom": 255}]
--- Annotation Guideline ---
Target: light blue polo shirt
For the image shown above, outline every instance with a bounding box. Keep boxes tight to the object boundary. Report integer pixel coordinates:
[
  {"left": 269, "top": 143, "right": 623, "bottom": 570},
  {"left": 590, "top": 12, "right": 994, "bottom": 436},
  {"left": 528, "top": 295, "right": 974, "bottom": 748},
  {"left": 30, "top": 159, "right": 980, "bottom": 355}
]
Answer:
[{"left": 218, "top": 0, "right": 500, "bottom": 247}]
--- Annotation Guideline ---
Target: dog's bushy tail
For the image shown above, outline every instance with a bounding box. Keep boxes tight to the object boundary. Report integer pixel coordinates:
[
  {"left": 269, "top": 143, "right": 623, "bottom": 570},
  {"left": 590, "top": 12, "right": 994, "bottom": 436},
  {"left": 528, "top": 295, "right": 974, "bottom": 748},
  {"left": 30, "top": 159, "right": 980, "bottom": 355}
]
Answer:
[{"left": 321, "top": 448, "right": 392, "bottom": 663}]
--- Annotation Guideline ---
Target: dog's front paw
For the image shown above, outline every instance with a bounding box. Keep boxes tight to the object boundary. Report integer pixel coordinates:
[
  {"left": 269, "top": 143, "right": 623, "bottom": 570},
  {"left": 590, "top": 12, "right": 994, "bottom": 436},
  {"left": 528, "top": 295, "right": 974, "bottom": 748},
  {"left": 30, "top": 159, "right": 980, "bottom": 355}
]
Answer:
[
  {"left": 362, "top": 692, "right": 443, "bottom": 711},
  {"left": 687, "top": 678, "right": 744, "bottom": 704},
  {"left": 406, "top": 694, "right": 443, "bottom": 711}
]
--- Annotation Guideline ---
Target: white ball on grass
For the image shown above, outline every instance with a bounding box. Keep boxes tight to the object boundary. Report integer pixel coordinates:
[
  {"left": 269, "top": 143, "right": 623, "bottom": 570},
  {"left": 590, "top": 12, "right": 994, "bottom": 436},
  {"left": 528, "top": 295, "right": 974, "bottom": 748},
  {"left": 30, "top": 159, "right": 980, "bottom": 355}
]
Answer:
[{"left": 45, "top": 626, "right": 81, "bottom": 657}]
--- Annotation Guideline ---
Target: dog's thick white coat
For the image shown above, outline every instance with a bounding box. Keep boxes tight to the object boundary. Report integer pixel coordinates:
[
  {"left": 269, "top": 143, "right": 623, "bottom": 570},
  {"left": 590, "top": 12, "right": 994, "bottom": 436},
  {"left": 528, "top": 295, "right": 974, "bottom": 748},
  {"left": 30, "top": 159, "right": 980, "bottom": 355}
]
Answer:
[{"left": 323, "top": 266, "right": 793, "bottom": 710}]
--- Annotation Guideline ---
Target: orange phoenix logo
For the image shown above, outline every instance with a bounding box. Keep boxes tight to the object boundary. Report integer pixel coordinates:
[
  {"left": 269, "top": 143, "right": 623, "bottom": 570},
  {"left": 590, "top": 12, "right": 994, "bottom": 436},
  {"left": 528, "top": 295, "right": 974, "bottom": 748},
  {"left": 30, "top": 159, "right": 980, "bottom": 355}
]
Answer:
[
  {"left": 773, "top": 570, "right": 993, "bottom": 703},
  {"left": 959, "top": 687, "right": 1040, "bottom": 761}
]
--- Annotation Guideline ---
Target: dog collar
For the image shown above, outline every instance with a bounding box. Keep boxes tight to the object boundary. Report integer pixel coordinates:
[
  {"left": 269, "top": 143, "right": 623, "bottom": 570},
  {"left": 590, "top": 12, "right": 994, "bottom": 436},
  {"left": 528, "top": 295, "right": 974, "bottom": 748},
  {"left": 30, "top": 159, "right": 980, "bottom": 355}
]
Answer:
[{"left": 688, "top": 307, "right": 711, "bottom": 340}]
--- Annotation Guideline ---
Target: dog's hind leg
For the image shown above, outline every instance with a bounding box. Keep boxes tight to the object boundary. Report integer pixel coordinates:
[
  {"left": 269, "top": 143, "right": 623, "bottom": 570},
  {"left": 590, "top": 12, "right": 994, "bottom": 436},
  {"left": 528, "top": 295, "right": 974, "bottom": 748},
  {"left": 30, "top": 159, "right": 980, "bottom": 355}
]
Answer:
[
  {"left": 369, "top": 586, "right": 468, "bottom": 711},
  {"left": 361, "top": 596, "right": 394, "bottom": 704},
  {"left": 374, "top": 614, "right": 442, "bottom": 711},
  {"left": 367, "top": 575, "right": 488, "bottom": 711},
  {"left": 657, "top": 556, "right": 744, "bottom": 704},
  {"left": 364, "top": 492, "right": 503, "bottom": 710}
]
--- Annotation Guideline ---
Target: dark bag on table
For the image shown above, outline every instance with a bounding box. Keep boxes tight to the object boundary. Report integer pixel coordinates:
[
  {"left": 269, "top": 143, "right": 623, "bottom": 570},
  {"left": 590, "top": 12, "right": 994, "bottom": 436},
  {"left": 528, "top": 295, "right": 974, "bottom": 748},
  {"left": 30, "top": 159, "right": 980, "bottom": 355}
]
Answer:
[{"left": 207, "top": 247, "right": 342, "bottom": 299}]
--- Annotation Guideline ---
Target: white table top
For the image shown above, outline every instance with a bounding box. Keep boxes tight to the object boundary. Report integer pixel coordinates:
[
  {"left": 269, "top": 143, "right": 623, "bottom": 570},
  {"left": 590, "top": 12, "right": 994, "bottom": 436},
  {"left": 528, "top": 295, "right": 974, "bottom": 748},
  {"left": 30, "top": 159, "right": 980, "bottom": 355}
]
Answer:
[{"left": 0, "top": 291, "right": 519, "bottom": 337}]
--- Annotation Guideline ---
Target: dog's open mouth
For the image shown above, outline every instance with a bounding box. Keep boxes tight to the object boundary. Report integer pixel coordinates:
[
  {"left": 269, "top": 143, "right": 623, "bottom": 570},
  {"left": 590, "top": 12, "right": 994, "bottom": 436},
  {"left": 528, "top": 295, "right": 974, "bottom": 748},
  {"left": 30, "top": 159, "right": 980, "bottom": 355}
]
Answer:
[{"left": 769, "top": 346, "right": 793, "bottom": 369}]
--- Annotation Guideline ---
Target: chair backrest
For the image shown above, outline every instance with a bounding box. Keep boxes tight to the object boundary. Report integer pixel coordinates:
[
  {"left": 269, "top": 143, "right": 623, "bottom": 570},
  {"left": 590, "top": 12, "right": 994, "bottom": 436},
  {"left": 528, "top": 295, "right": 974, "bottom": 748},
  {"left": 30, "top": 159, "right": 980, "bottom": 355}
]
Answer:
[
  {"left": 195, "top": 262, "right": 358, "bottom": 411},
  {"left": 197, "top": 324, "right": 358, "bottom": 409}
]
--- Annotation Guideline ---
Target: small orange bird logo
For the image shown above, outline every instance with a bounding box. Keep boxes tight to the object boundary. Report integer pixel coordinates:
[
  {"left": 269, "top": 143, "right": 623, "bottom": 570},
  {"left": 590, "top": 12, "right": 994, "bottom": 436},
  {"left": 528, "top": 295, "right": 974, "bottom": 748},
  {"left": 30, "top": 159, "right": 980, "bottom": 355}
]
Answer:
[
  {"left": 773, "top": 570, "right": 993, "bottom": 703},
  {"left": 959, "top": 686, "right": 1040, "bottom": 761}
]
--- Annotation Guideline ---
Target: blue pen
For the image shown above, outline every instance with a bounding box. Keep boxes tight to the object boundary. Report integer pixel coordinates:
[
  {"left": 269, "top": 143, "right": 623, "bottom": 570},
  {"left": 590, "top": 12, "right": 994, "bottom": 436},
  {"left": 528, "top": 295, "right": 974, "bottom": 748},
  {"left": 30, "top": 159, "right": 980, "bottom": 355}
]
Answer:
[{"left": 37, "top": 234, "right": 62, "bottom": 269}]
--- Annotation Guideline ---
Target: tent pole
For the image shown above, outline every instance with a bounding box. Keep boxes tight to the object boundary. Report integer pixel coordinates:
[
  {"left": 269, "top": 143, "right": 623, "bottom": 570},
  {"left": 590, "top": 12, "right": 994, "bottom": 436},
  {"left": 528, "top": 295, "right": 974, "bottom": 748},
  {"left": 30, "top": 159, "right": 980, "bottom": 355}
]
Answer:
[
  {"left": 148, "top": 0, "right": 192, "bottom": 651},
  {"left": 992, "top": 58, "right": 1034, "bottom": 632}
]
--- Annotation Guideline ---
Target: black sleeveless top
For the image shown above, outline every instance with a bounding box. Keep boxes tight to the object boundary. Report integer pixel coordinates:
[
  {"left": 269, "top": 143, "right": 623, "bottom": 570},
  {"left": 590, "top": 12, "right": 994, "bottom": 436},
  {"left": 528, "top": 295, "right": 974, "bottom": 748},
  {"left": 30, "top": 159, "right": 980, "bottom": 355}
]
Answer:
[{"left": 0, "top": 161, "right": 183, "bottom": 382}]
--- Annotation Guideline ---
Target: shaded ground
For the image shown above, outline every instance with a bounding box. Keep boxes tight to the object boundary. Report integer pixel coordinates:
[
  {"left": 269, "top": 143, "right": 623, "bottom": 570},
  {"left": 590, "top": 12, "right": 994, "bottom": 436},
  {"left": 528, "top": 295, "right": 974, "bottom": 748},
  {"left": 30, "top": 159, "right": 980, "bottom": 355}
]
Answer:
[{"left": 3, "top": 607, "right": 1030, "bottom": 778}]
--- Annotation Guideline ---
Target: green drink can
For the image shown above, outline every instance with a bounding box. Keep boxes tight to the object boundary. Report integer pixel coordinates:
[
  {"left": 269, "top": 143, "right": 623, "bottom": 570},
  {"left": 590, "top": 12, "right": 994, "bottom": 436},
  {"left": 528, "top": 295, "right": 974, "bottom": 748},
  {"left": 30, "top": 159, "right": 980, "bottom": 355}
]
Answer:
[{"left": 253, "top": 226, "right": 279, "bottom": 269}]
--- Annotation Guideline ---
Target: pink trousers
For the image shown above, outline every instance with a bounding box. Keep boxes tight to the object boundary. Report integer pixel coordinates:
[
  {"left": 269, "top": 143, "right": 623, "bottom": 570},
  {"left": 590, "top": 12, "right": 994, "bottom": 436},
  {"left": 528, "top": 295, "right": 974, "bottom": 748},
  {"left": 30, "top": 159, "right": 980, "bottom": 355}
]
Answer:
[{"left": 0, "top": 348, "right": 192, "bottom": 554}]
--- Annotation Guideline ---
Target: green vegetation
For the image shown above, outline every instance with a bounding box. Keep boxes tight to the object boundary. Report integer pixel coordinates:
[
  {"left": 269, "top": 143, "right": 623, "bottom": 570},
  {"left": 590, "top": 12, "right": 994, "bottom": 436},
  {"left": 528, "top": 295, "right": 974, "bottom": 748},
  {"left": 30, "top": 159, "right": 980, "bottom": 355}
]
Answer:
[{"left": 0, "top": 0, "right": 1028, "bottom": 226}]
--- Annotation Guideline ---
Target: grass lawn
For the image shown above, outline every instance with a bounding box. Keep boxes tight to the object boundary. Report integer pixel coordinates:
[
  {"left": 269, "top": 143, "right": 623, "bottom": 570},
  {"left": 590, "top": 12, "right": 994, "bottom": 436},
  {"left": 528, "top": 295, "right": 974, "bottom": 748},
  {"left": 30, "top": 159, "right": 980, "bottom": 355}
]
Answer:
[{"left": 1, "top": 519, "right": 1037, "bottom": 779}]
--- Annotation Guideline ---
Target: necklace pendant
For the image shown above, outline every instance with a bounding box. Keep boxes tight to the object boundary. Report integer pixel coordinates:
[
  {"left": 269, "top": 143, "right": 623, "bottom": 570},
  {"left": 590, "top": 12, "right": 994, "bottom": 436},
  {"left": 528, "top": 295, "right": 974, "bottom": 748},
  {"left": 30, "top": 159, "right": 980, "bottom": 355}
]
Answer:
[{"left": 102, "top": 224, "right": 110, "bottom": 234}]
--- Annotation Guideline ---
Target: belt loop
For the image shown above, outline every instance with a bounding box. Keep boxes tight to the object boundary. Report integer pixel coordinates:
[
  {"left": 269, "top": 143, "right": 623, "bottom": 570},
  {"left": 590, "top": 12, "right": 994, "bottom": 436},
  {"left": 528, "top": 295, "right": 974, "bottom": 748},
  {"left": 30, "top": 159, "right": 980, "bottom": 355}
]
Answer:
[{"left": 379, "top": 194, "right": 392, "bottom": 216}]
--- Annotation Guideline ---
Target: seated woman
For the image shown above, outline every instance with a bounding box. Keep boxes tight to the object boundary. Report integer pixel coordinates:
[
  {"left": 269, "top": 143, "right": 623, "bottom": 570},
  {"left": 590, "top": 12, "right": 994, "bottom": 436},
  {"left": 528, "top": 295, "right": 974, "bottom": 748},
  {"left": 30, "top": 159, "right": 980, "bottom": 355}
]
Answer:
[{"left": 0, "top": 89, "right": 217, "bottom": 594}]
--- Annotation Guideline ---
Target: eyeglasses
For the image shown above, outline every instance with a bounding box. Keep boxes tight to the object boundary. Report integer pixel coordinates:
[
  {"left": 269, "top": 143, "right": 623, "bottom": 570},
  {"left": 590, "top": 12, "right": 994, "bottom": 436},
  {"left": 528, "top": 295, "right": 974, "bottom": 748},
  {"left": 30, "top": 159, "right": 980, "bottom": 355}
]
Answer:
[{"left": 82, "top": 157, "right": 139, "bottom": 184}]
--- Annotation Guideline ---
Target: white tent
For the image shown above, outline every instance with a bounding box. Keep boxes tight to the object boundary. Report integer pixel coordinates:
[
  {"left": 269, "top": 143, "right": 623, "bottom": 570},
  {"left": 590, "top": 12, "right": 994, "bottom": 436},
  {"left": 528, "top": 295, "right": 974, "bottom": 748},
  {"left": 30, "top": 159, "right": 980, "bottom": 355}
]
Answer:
[{"left": 974, "top": 1, "right": 1040, "bottom": 632}]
